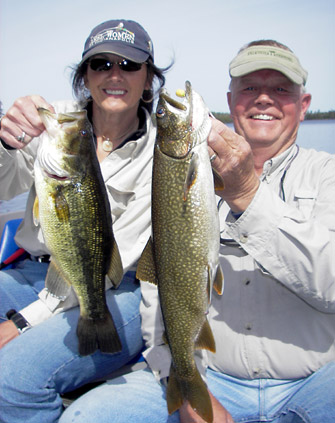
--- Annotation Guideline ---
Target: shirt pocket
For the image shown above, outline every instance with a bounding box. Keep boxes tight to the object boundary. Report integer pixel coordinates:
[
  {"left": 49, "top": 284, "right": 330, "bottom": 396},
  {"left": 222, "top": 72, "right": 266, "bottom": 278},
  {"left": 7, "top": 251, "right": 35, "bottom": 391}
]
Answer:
[{"left": 294, "top": 190, "right": 317, "bottom": 219}]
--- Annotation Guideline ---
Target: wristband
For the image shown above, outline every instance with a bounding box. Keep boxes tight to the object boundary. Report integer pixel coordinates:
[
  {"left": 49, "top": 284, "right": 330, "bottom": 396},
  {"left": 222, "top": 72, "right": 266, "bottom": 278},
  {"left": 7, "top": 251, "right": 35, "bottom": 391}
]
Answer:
[
  {"left": 0, "top": 138, "right": 16, "bottom": 150},
  {"left": 6, "top": 309, "right": 31, "bottom": 334}
]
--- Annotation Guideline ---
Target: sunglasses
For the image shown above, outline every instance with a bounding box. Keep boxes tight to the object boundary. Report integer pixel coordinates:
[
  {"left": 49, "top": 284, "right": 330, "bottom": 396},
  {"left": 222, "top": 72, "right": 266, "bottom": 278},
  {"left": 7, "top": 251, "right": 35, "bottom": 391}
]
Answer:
[{"left": 88, "top": 58, "right": 144, "bottom": 73}]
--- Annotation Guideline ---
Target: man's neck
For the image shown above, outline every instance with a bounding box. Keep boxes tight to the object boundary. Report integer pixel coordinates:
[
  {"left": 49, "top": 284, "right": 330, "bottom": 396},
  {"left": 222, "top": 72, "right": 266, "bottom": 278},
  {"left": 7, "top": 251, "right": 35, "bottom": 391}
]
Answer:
[{"left": 251, "top": 141, "right": 296, "bottom": 176}]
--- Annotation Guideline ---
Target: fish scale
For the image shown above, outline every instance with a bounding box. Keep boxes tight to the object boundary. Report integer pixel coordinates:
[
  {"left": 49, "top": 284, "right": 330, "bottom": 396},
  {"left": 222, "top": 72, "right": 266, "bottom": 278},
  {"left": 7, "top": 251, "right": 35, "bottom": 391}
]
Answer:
[
  {"left": 34, "top": 108, "right": 124, "bottom": 356},
  {"left": 137, "top": 81, "right": 224, "bottom": 423}
]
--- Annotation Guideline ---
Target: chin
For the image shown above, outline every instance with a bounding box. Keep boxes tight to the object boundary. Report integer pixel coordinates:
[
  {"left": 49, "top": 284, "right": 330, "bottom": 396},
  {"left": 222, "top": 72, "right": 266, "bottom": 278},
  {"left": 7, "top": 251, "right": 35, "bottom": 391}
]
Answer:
[{"left": 248, "top": 137, "right": 277, "bottom": 147}]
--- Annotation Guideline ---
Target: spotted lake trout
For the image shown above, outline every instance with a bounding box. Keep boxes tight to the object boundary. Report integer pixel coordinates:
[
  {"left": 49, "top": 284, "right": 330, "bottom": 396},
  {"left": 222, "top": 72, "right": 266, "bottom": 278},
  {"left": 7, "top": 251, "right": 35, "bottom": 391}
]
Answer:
[
  {"left": 34, "top": 108, "right": 123, "bottom": 356},
  {"left": 137, "top": 81, "right": 223, "bottom": 422}
]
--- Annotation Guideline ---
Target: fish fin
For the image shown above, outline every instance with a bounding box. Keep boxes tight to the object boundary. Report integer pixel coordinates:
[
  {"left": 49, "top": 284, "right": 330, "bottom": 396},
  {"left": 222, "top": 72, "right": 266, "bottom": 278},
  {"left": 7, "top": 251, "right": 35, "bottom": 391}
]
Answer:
[
  {"left": 77, "top": 312, "right": 122, "bottom": 356},
  {"left": 136, "top": 238, "right": 158, "bottom": 285},
  {"left": 185, "top": 371, "right": 213, "bottom": 423},
  {"left": 54, "top": 189, "right": 70, "bottom": 222},
  {"left": 166, "top": 365, "right": 184, "bottom": 415},
  {"left": 195, "top": 319, "right": 216, "bottom": 353},
  {"left": 214, "top": 265, "right": 224, "bottom": 295},
  {"left": 206, "top": 264, "right": 224, "bottom": 304},
  {"left": 213, "top": 169, "right": 224, "bottom": 191},
  {"left": 162, "top": 331, "right": 169, "bottom": 345},
  {"left": 32, "top": 196, "right": 40, "bottom": 226},
  {"left": 183, "top": 153, "right": 198, "bottom": 201},
  {"left": 107, "top": 241, "right": 124, "bottom": 288},
  {"left": 45, "top": 260, "right": 72, "bottom": 300},
  {"left": 167, "top": 365, "right": 213, "bottom": 423}
]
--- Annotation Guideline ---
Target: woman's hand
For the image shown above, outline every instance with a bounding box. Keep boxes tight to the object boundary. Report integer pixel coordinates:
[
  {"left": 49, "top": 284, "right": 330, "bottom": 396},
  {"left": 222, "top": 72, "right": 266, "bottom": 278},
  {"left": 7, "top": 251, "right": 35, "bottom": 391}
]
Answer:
[
  {"left": 0, "top": 320, "right": 19, "bottom": 349},
  {"left": 0, "top": 95, "right": 54, "bottom": 149}
]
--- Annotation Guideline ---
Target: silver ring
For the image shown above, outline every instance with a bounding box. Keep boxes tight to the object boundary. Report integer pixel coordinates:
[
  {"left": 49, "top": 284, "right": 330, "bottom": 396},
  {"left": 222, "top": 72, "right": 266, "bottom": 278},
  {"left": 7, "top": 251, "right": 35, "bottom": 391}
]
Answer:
[
  {"left": 210, "top": 152, "right": 217, "bottom": 162},
  {"left": 16, "top": 132, "right": 26, "bottom": 143}
]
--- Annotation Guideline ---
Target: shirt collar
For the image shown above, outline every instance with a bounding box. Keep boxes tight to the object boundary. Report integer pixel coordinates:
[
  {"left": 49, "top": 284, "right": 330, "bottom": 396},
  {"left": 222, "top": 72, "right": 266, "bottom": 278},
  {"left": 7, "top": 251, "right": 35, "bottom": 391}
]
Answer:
[
  {"left": 261, "top": 144, "right": 298, "bottom": 181},
  {"left": 85, "top": 102, "right": 147, "bottom": 150}
]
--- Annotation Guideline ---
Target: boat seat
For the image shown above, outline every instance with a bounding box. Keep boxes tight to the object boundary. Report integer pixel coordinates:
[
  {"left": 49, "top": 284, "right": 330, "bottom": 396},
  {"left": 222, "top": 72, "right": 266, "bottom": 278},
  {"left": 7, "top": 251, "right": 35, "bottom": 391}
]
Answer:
[{"left": 0, "top": 218, "right": 27, "bottom": 269}]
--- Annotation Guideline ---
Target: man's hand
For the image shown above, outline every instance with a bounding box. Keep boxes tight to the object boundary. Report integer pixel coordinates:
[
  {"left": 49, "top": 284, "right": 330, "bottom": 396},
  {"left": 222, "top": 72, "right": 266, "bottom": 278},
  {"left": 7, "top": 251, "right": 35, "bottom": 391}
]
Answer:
[
  {"left": 0, "top": 320, "right": 19, "bottom": 349},
  {"left": 179, "top": 390, "right": 235, "bottom": 423},
  {"left": 0, "top": 95, "right": 54, "bottom": 149},
  {"left": 208, "top": 118, "right": 260, "bottom": 213}
]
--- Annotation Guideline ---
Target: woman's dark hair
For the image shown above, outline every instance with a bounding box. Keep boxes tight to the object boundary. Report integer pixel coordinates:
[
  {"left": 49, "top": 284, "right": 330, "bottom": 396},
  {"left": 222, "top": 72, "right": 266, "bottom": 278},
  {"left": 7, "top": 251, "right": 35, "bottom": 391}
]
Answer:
[{"left": 71, "top": 58, "right": 172, "bottom": 114}]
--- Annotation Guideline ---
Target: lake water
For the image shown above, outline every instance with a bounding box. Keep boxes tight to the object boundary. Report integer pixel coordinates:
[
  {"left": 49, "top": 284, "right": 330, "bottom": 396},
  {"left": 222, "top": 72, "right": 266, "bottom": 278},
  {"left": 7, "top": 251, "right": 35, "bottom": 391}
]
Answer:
[
  {"left": 296, "top": 120, "right": 335, "bottom": 154},
  {"left": 1, "top": 120, "right": 334, "bottom": 213},
  {"left": 226, "top": 119, "right": 335, "bottom": 154}
]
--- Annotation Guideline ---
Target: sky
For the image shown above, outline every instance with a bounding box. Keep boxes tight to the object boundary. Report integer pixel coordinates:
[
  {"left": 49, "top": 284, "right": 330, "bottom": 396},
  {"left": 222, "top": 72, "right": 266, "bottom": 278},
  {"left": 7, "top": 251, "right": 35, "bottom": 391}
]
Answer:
[{"left": 1, "top": 0, "right": 334, "bottom": 114}]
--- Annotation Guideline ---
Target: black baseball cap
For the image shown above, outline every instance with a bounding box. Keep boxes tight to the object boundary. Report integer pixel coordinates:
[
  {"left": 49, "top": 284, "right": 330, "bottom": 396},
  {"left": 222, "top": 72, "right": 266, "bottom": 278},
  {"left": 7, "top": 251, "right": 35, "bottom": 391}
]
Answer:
[{"left": 80, "top": 19, "right": 154, "bottom": 65}]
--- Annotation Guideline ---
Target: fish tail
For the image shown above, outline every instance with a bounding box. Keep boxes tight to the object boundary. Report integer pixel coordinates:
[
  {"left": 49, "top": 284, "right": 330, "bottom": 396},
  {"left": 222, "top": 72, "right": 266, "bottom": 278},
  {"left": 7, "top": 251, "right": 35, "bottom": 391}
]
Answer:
[
  {"left": 166, "top": 366, "right": 213, "bottom": 423},
  {"left": 166, "top": 366, "right": 184, "bottom": 415},
  {"left": 77, "top": 313, "right": 122, "bottom": 356}
]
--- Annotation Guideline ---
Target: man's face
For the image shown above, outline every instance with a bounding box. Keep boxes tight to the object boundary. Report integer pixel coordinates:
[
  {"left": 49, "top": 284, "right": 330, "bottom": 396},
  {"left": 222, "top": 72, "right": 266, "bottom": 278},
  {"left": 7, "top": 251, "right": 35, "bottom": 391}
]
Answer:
[{"left": 227, "top": 69, "right": 311, "bottom": 155}]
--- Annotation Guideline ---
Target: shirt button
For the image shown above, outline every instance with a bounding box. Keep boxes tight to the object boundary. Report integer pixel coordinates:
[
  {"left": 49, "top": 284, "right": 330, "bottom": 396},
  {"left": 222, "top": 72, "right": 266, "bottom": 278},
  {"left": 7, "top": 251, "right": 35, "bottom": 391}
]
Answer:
[
  {"left": 245, "top": 323, "right": 252, "bottom": 330},
  {"left": 240, "top": 234, "right": 248, "bottom": 243},
  {"left": 245, "top": 280, "right": 250, "bottom": 286}
]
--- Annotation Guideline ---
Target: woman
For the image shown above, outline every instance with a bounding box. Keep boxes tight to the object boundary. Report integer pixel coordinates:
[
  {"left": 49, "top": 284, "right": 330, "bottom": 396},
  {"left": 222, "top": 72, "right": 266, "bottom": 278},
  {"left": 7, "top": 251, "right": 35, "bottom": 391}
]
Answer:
[{"left": 0, "top": 19, "right": 169, "bottom": 423}]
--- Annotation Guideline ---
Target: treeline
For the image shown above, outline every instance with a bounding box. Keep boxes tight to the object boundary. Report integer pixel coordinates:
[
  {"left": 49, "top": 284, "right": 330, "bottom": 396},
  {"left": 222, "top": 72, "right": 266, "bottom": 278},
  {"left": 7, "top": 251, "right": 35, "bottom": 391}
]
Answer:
[
  {"left": 212, "top": 110, "right": 335, "bottom": 123},
  {"left": 304, "top": 110, "right": 335, "bottom": 120},
  {"left": 211, "top": 112, "right": 233, "bottom": 123}
]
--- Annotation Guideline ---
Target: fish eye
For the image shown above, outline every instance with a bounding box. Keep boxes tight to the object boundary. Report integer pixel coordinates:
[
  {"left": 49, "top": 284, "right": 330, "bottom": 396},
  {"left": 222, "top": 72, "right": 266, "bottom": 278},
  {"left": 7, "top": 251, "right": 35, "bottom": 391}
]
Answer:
[
  {"left": 156, "top": 108, "right": 165, "bottom": 118},
  {"left": 80, "top": 130, "right": 87, "bottom": 136}
]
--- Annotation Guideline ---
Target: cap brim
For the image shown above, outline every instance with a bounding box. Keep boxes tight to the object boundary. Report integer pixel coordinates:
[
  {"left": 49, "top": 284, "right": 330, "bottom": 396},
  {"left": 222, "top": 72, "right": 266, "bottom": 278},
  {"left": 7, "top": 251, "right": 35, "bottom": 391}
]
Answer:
[
  {"left": 80, "top": 43, "right": 150, "bottom": 66},
  {"left": 230, "top": 61, "right": 304, "bottom": 85}
]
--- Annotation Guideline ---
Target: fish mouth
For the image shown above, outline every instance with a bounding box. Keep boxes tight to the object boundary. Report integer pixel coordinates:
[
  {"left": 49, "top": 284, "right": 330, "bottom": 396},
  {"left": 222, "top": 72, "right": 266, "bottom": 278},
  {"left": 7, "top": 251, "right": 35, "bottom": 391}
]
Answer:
[
  {"left": 155, "top": 82, "right": 193, "bottom": 159},
  {"left": 37, "top": 145, "right": 72, "bottom": 181},
  {"left": 38, "top": 108, "right": 86, "bottom": 138},
  {"left": 158, "top": 81, "right": 192, "bottom": 118},
  {"left": 160, "top": 92, "right": 187, "bottom": 111},
  {"left": 156, "top": 81, "right": 211, "bottom": 159},
  {"left": 37, "top": 108, "right": 88, "bottom": 179},
  {"left": 39, "top": 156, "right": 71, "bottom": 181},
  {"left": 38, "top": 108, "right": 86, "bottom": 125},
  {"left": 44, "top": 171, "right": 69, "bottom": 181}
]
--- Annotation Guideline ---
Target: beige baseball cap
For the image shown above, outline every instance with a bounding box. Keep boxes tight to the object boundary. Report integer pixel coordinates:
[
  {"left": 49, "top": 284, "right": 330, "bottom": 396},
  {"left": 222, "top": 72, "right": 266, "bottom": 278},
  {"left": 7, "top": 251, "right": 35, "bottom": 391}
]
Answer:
[{"left": 229, "top": 45, "right": 308, "bottom": 85}]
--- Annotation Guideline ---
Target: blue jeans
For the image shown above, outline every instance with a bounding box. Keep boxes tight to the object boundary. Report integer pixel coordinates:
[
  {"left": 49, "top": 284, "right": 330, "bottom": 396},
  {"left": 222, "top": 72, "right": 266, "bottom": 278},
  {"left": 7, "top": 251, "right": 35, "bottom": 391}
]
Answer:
[
  {"left": 0, "top": 259, "right": 143, "bottom": 423},
  {"left": 60, "top": 362, "right": 335, "bottom": 423},
  {"left": 0, "top": 259, "right": 49, "bottom": 317}
]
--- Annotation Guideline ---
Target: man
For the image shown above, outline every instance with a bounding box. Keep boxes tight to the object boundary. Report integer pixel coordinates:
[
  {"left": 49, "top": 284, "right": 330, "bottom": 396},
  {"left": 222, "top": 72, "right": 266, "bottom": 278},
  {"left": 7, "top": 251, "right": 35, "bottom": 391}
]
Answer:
[{"left": 60, "top": 40, "right": 335, "bottom": 423}]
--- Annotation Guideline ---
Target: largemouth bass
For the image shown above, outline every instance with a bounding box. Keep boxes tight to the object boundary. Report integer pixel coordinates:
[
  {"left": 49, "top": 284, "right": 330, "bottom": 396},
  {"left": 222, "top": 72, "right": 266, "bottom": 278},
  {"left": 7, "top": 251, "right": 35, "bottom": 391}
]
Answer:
[
  {"left": 34, "top": 108, "right": 123, "bottom": 356},
  {"left": 137, "top": 81, "right": 223, "bottom": 422}
]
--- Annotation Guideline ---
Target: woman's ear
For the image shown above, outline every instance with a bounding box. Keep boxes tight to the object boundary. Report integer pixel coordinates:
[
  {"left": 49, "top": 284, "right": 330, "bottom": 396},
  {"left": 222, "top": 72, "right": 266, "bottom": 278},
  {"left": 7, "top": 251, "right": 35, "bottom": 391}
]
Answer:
[{"left": 84, "top": 74, "right": 89, "bottom": 90}]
